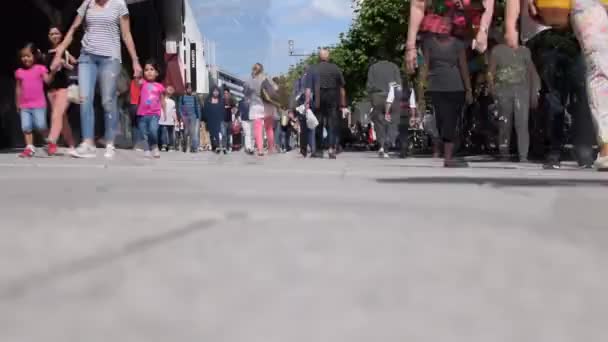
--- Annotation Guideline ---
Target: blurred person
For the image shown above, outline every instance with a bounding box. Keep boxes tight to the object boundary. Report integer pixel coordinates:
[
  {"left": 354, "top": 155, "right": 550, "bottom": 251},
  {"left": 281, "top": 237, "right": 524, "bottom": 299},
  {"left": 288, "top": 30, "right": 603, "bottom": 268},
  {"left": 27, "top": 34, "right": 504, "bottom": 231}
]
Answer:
[
  {"left": 420, "top": 34, "right": 474, "bottom": 167},
  {"left": 488, "top": 37, "right": 539, "bottom": 162},
  {"left": 307, "top": 49, "right": 346, "bottom": 159},
  {"left": 129, "top": 78, "right": 142, "bottom": 150},
  {"left": 238, "top": 97, "right": 253, "bottom": 154},
  {"left": 52, "top": 0, "right": 142, "bottom": 159},
  {"left": 159, "top": 86, "right": 177, "bottom": 151},
  {"left": 136, "top": 60, "right": 165, "bottom": 158},
  {"left": 366, "top": 49, "right": 403, "bottom": 158},
  {"left": 245, "top": 63, "right": 277, "bottom": 156},
  {"left": 45, "top": 26, "right": 76, "bottom": 156},
  {"left": 504, "top": 0, "right": 608, "bottom": 171},
  {"left": 15, "top": 43, "right": 54, "bottom": 158},
  {"left": 290, "top": 67, "right": 317, "bottom": 157},
  {"left": 202, "top": 86, "right": 225, "bottom": 153},
  {"left": 178, "top": 83, "right": 202, "bottom": 153},
  {"left": 222, "top": 88, "right": 235, "bottom": 152}
]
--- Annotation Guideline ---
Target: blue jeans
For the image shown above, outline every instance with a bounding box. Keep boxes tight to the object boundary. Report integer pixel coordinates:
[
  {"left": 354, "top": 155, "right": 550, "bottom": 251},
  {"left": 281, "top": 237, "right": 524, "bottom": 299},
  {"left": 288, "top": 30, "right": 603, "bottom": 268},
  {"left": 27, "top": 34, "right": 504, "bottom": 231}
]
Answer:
[
  {"left": 159, "top": 125, "right": 175, "bottom": 148},
  {"left": 298, "top": 115, "right": 316, "bottom": 154},
  {"left": 138, "top": 115, "right": 160, "bottom": 151},
  {"left": 182, "top": 115, "right": 200, "bottom": 151},
  {"left": 221, "top": 121, "right": 231, "bottom": 149},
  {"left": 78, "top": 52, "right": 121, "bottom": 143},
  {"left": 20, "top": 108, "right": 47, "bottom": 132}
]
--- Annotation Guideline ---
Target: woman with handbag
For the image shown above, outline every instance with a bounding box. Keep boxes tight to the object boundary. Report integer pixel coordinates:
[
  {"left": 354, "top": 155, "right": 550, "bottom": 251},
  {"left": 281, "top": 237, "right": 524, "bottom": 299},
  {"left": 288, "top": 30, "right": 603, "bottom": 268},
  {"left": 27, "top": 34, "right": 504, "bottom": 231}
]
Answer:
[
  {"left": 45, "top": 26, "right": 76, "bottom": 156},
  {"left": 51, "top": 0, "right": 142, "bottom": 159},
  {"left": 504, "top": 0, "right": 608, "bottom": 171},
  {"left": 244, "top": 63, "right": 277, "bottom": 156}
]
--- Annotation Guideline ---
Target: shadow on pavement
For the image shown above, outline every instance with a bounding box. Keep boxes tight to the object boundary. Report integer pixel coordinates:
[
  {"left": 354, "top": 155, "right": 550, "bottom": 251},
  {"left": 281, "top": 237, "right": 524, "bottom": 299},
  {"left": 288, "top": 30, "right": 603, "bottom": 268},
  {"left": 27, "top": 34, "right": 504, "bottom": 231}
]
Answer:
[{"left": 377, "top": 177, "right": 608, "bottom": 187}]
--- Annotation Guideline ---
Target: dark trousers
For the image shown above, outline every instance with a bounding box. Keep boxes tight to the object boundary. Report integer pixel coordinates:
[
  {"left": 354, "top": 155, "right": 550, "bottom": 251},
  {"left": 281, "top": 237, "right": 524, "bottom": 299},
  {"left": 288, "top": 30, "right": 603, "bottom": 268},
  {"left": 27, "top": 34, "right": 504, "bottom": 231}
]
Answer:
[
  {"left": 429, "top": 91, "right": 465, "bottom": 143},
  {"left": 315, "top": 89, "right": 339, "bottom": 149},
  {"left": 159, "top": 125, "right": 174, "bottom": 148}
]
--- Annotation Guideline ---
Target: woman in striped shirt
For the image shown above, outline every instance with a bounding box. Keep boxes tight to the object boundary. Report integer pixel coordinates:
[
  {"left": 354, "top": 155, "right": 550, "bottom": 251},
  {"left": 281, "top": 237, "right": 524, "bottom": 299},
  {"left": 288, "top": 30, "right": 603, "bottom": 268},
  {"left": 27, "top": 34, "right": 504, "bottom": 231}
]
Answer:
[{"left": 51, "top": 0, "right": 142, "bottom": 159}]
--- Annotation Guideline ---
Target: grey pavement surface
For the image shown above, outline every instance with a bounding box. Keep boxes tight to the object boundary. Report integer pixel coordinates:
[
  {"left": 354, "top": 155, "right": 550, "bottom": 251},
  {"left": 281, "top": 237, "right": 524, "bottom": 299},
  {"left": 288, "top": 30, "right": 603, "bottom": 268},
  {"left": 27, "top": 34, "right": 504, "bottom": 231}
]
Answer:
[{"left": 0, "top": 148, "right": 607, "bottom": 342}]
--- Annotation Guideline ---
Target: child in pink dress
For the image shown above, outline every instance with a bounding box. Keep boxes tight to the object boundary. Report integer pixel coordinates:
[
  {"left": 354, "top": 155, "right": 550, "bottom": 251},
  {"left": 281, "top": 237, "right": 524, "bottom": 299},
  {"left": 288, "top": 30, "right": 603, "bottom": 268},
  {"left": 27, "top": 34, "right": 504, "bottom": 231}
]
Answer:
[{"left": 137, "top": 60, "right": 165, "bottom": 158}]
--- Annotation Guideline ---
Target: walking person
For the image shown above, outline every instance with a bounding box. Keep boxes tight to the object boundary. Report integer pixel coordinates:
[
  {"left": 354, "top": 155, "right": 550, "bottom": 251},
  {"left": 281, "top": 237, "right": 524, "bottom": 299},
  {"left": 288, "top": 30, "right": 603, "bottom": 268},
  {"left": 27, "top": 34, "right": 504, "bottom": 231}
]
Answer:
[
  {"left": 420, "top": 35, "right": 474, "bottom": 167},
  {"left": 488, "top": 38, "right": 539, "bottom": 162},
  {"left": 51, "top": 0, "right": 142, "bottom": 159},
  {"left": 45, "top": 26, "right": 76, "bottom": 156},
  {"left": 15, "top": 43, "right": 55, "bottom": 158},
  {"left": 238, "top": 97, "right": 254, "bottom": 154},
  {"left": 504, "top": 0, "right": 608, "bottom": 170},
  {"left": 159, "top": 86, "right": 177, "bottom": 152},
  {"left": 222, "top": 88, "right": 235, "bottom": 153},
  {"left": 245, "top": 63, "right": 277, "bottom": 156},
  {"left": 307, "top": 49, "right": 347, "bottom": 159},
  {"left": 293, "top": 67, "right": 317, "bottom": 157},
  {"left": 136, "top": 60, "right": 165, "bottom": 159},
  {"left": 178, "top": 83, "right": 202, "bottom": 153},
  {"left": 202, "top": 86, "right": 225, "bottom": 153},
  {"left": 366, "top": 51, "right": 403, "bottom": 158}
]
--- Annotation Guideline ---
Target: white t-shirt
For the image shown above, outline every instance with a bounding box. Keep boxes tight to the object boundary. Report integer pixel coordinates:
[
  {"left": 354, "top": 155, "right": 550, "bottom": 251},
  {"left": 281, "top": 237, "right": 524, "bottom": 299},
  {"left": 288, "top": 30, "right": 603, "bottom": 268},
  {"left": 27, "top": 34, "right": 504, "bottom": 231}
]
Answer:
[
  {"left": 78, "top": 0, "right": 129, "bottom": 61},
  {"left": 159, "top": 98, "right": 176, "bottom": 126}
]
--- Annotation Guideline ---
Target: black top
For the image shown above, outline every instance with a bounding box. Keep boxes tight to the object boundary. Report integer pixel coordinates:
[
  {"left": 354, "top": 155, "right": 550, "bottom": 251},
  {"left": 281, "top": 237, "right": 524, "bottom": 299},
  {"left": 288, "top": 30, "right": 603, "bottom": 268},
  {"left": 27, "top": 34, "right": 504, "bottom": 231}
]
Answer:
[
  {"left": 45, "top": 50, "right": 70, "bottom": 90},
  {"left": 316, "top": 61, "right": 345, "bottom": 89}
]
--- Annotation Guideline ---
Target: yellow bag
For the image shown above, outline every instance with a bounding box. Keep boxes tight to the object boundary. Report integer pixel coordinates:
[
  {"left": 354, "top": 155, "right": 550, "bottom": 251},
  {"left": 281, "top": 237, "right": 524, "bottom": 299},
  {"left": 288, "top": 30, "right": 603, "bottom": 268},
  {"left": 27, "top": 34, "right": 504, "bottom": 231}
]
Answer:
[{"left": 535, "top": 0, "right": 608, "bottom": 29}]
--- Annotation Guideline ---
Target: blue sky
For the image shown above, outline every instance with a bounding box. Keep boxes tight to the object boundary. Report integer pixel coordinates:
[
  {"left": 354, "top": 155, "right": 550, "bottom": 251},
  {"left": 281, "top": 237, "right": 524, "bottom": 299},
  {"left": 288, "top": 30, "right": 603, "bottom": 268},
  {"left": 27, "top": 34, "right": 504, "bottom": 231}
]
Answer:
[{"left": 190, "top": 0, "right": 354, "bottom": 78}]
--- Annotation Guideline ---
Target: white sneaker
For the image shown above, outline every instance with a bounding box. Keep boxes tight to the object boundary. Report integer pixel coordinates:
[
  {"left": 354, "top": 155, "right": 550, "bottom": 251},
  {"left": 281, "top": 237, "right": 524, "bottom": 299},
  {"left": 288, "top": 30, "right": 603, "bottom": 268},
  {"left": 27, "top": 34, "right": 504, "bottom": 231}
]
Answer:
[
  {"left": 152, "top": 147, "right": 161, "bottom": 159},
  {"left": 71, "top": 143, "right": 96, "bottom": 158},
  {"left": 104, "top": 144, "right": 115, "bottom": 159},
  {"left": 144, "top": 151, "right": 152, "bottom": 158},
  {"left": 594, "top": 155, "right": 608, "bottom": 171}
]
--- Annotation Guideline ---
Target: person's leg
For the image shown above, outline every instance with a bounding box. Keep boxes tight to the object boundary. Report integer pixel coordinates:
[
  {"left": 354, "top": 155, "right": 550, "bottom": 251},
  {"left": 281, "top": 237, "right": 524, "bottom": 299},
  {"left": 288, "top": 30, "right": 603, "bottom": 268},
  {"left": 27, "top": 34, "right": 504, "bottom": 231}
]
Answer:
[
  {"left": 149, "top": 116, "right": 160, "bottom": 153},
  {"left": 137, "top": 116, "right": 150, "bottom": 151},
  {"left": 160, "top": 125, "right": 168, "bottom": 148},
  {"left": 47, "top": 89, "right": 69, "bottom": 144},
  {"left": 32, "top": 108, "right": 49, "bottom": 140},
  {"left": 77, "top": 53, "right": 97, "bottom": 147},
  {"left": 98, "top": 57, "right": 121, "bottom": 147},
  {"left": 254, "top": 118, "right": 264, "bottom": 154},
  {"left": 129, "top": 104, "right": 142, "bottom": 148},
  {"left": 513, "top": 86, "right": 531, "bottom": 161},
  {"left": 497, "top": 91, "right": 516, "bottom": 159},
  {"left": 220, "top": 121, "right": 228, "bottom": 150},
  {"left": 168, "top": 126, "right": 175, "bottom": 149},
  {"left": 437, "top": 92, "right": 466, "bottom": 166},
  {"left": 190, "top": 118, "right": 200, "bottom": 152},
  {"left": 242, "top": 120, "right": 253, "bottom": 152},
  {"left": 19, "top": 109, "right": 35, "bottom": 156},
  {"left": 264, "top": 116, "right": 275, "bottom": 153},
  {"left": 571, "top": 0, "right": 608, "bottom": 168}
]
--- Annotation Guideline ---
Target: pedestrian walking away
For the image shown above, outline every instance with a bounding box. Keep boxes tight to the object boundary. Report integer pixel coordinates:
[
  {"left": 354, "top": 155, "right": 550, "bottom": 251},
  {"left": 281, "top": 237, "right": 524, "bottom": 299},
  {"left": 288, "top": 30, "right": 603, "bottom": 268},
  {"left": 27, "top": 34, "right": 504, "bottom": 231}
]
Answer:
[
  {"left": 159, "top": 86, "right": 177, "bottom": 152},
  {"left": 202, "top": 86, "right": 225, "bottom": 154},
  {"left": 308, "top": 49, "right": 347, "bottom": 159},
  {"left": 178, "top": 83, "right": 202, "bottom": 153},
  {"left": 245, "top": 63, "right": 277, "bottom": 156}
]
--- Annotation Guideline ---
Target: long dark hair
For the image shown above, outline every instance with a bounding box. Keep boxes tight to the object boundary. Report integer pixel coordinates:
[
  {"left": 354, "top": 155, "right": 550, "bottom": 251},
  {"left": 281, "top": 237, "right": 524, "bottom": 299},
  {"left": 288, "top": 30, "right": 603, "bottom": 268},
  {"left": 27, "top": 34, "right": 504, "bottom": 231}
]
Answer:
[{"left": 19, "top": 43, "right": 43, "bottom": 66}]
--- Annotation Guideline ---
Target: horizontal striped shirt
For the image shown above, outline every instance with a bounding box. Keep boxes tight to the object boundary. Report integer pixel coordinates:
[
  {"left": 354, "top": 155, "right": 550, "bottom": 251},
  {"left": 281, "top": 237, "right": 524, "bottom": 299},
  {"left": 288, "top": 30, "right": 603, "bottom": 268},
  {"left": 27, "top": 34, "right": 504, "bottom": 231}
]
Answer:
[{"left": 78, "top": 0, "right": 129, "bottom": 62}]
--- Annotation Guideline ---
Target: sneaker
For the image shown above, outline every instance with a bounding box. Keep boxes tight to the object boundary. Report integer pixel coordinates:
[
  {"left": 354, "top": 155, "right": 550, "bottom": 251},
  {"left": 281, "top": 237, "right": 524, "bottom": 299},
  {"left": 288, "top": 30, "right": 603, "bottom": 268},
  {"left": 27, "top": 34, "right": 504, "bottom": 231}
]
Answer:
[
  {"left": 152, "top": 147, "right": 161, "bottom": 159},
  {"left": 594, "top": 155, "right": 608, "bottom": 171},
  {"left": 71, "top": 143, "right": 96, "bottom": 158},
  {"left": 47, "top": 142, "right": 58, "bottom": 156},
  {"left": 328, "top": 149, "right": 337, "bottom": 159},
  {"left": 104, "top": 144, "right": 115, "bottom": 159},
  {"left": 18, "top": 147, "right": 35, "bottom": 158},
  {"left": 161, "top": 145, "right": 168, "bottom": 152},
  {"left": 223, "top": 149, "right": 229, "bottom": 155},
  {"left": 444, "top": 159, "right": 470, "bottom": 168},
  {"left": 144, "top": 151, "right": 152, "bottom": 158},
  {"left": 542, "top": 160, "right": 561, "bottom": 170}
]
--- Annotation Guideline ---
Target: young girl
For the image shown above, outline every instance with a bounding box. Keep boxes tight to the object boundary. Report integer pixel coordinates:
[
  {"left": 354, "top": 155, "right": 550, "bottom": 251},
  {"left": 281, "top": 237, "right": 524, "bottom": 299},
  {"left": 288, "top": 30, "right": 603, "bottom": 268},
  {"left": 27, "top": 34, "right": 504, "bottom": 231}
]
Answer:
[
  {"left": 137, "top": 60, "right": 165, "bottom": 158},
  {"left": 15, "top": 43, "right": 55, "bottom": 158}
]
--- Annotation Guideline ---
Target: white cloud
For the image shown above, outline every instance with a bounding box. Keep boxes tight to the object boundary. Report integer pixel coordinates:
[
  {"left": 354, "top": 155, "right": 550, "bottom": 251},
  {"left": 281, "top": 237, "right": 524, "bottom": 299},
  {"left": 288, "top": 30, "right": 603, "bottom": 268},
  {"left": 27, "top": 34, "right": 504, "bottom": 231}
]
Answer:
[{"left": 311, "top": 0, "right": 352, "bottom": 18}]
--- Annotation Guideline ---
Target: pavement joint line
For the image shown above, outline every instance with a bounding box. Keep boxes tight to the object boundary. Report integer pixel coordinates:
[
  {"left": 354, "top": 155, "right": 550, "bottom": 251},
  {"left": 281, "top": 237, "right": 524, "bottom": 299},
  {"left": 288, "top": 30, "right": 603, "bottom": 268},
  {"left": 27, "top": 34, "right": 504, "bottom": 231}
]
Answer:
[{"left": 0, "top": 217, "right": 236, "bottom": 301}]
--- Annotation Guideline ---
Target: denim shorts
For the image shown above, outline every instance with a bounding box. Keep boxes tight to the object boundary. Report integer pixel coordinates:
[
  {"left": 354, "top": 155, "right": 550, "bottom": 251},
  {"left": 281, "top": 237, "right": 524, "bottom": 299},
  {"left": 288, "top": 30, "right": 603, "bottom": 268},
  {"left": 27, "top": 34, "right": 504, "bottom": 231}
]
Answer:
[{"left": 20, "top": 108, "right": 47, "bottom": 132}]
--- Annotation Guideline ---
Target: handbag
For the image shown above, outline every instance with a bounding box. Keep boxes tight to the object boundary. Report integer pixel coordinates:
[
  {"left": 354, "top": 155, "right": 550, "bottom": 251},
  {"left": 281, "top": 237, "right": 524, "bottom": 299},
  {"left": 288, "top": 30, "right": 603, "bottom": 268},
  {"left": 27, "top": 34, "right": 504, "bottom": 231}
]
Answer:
[
  {"left": 305, "top": 109, "right": 319, "bottom": 129},
  {"left": 261, "top": 78, "right": 281, "bottom": 107}
]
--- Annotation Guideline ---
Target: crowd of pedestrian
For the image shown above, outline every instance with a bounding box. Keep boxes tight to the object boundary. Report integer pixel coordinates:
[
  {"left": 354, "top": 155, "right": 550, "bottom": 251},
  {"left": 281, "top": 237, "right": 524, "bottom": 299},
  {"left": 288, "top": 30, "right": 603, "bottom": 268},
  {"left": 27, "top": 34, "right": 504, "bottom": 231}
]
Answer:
[{"left": 10, "top": 0, "right": 608, "bottom": 172}]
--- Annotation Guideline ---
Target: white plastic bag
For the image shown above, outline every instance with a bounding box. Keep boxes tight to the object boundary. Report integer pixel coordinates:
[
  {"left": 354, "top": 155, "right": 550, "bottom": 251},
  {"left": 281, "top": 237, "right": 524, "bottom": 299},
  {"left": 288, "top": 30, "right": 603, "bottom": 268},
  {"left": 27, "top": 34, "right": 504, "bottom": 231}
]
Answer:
[
  {"left": 305, "top": 109, "right": 319, "bottom": 129},
  {"left": 67, "top": 84, "right": 80, "bottom": 104}
]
